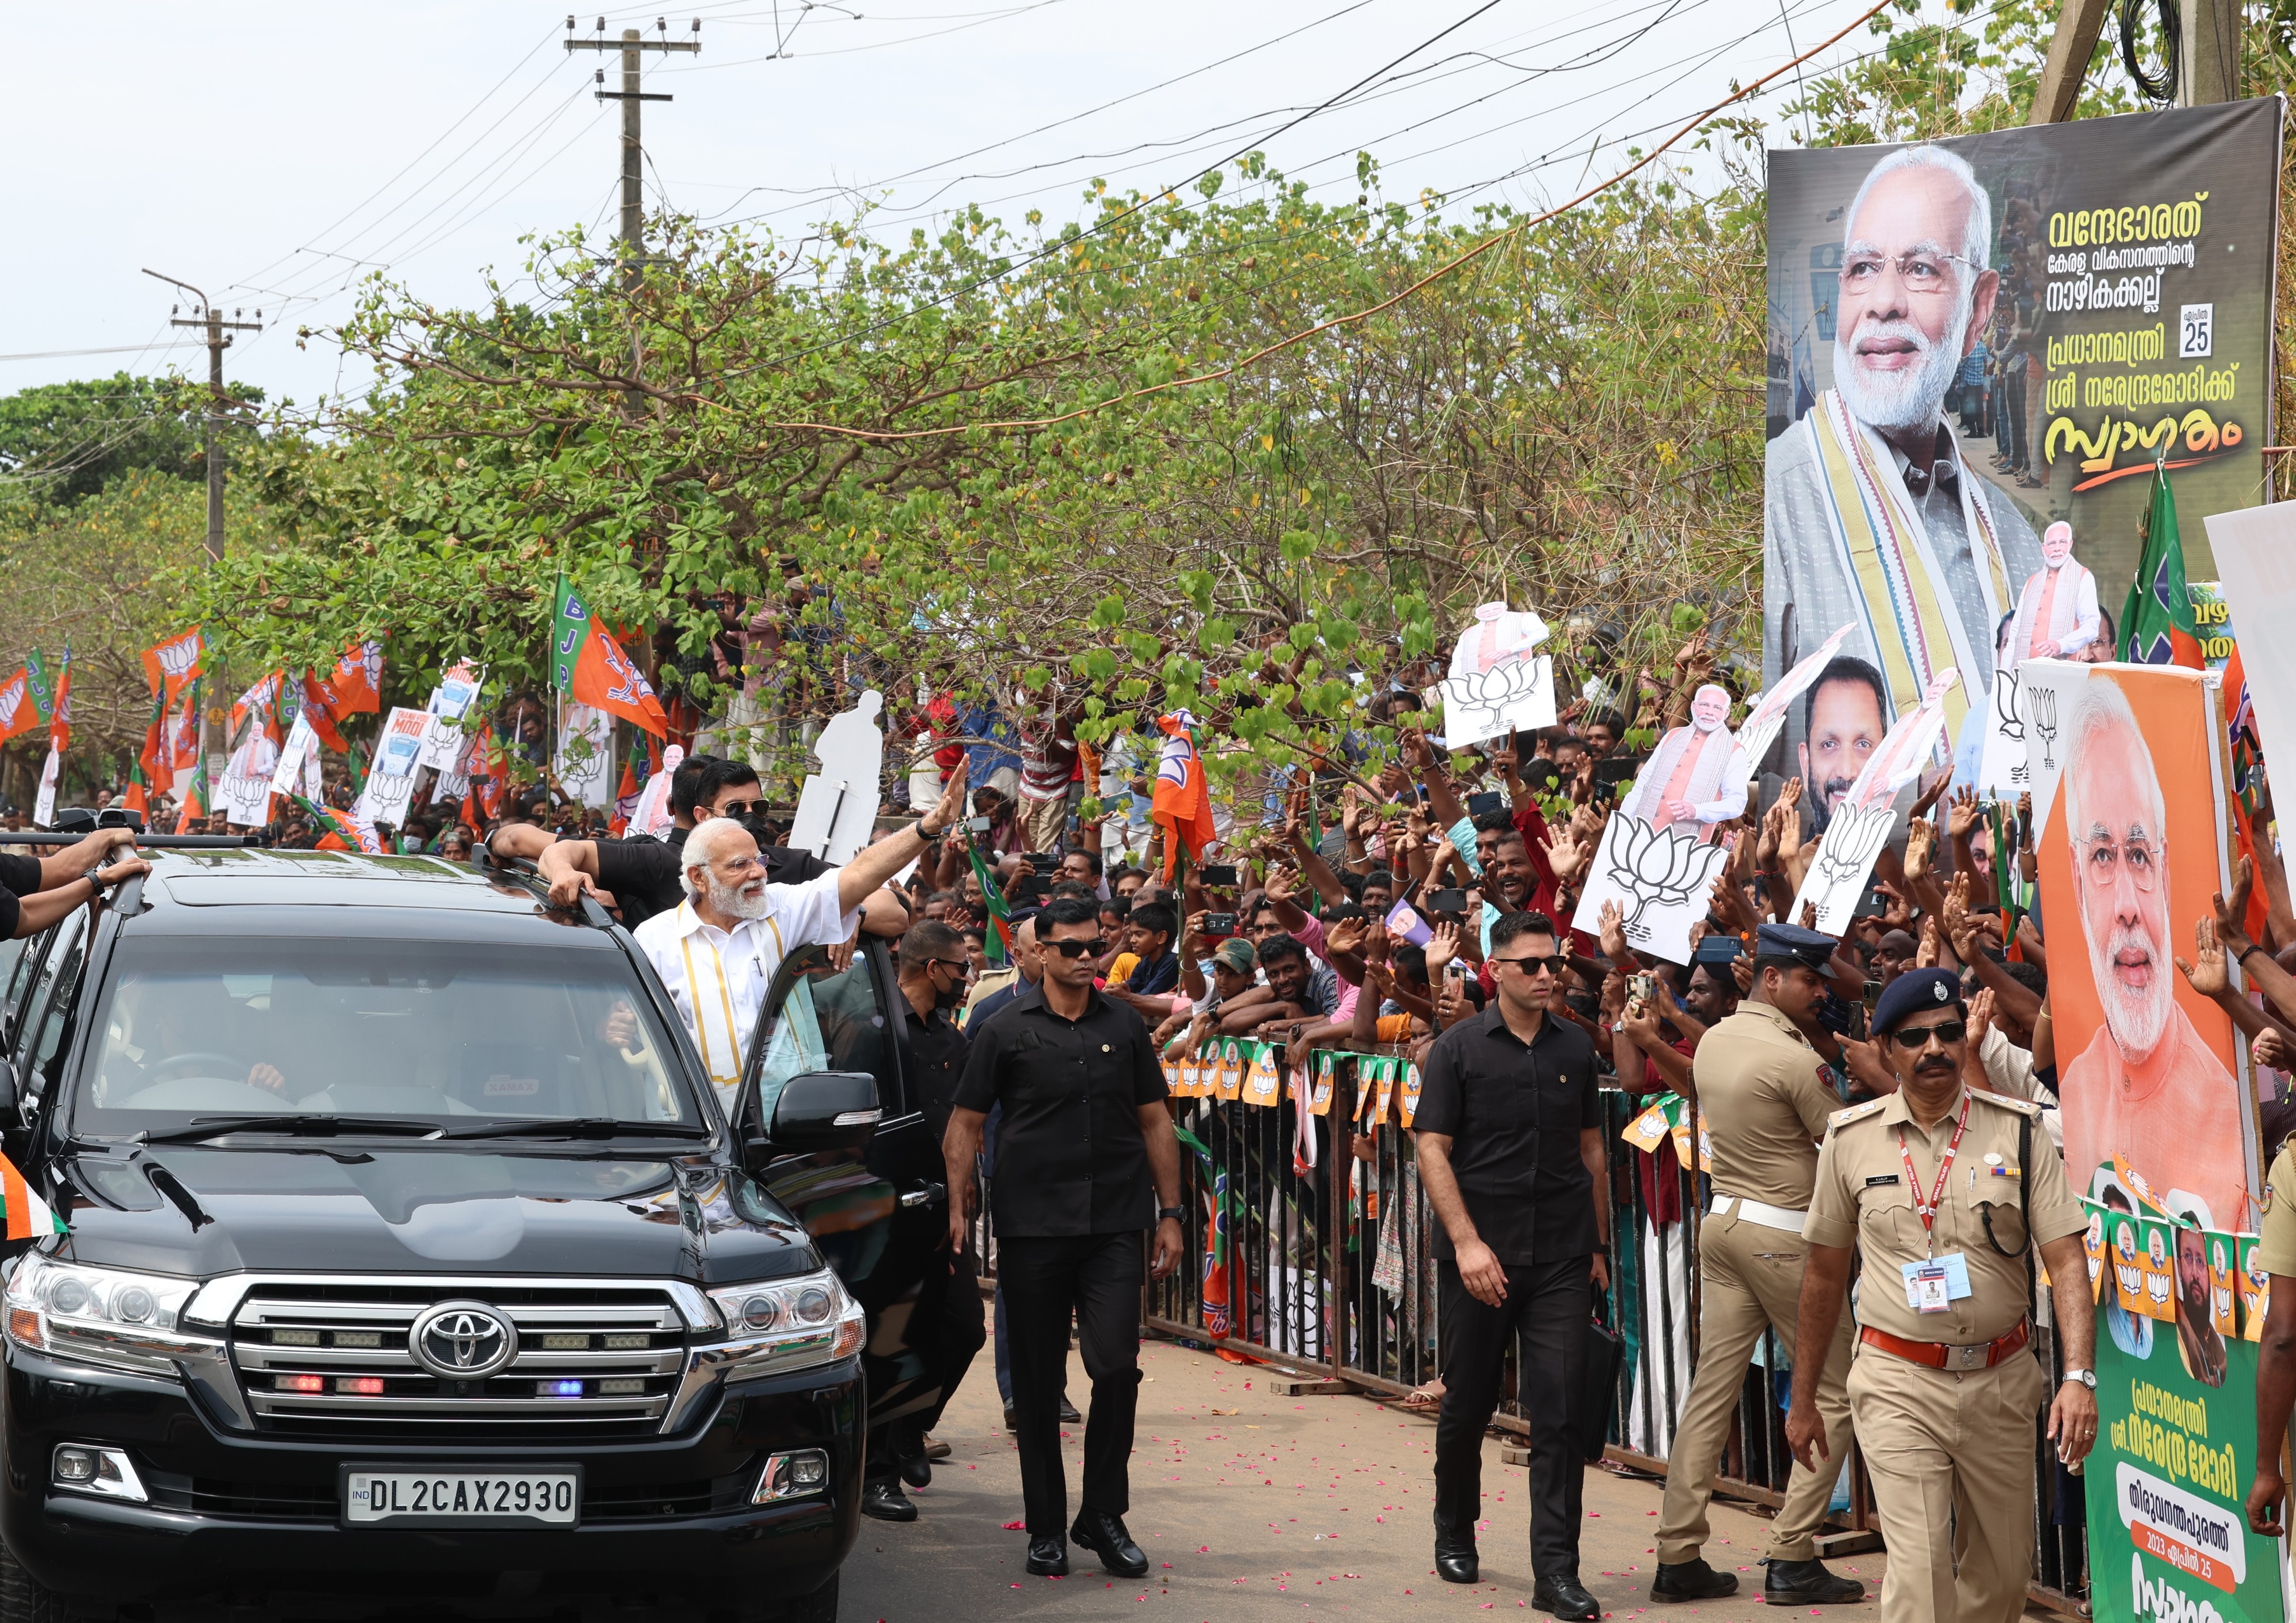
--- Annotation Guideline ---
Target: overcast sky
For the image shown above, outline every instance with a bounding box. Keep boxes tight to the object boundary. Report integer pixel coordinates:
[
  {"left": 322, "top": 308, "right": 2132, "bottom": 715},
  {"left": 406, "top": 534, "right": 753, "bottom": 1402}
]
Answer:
[{"left": 10, "top": 0, "right": 1886, "bottom": 409}]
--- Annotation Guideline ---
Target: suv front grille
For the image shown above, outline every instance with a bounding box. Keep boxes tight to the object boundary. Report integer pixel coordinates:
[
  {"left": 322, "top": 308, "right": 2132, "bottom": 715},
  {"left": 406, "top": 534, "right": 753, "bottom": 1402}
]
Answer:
[{"left": 229, "top": 1283, "right": 688, "bottom": 1435}]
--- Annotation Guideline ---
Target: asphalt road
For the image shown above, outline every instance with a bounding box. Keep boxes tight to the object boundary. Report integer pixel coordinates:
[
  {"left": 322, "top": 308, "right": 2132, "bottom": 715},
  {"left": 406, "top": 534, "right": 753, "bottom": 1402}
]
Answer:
[{"left": 841, "top": 1337, "right": 1888, "bottom": 1621}]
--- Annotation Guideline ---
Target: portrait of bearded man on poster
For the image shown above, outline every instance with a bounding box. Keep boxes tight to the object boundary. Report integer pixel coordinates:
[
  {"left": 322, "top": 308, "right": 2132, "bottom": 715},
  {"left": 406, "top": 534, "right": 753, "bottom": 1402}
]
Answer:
[
  {"left": 1765, "top": 143, "right": 2042, "bottom": 760},
  {"left": 2054, "top": 675, "right": 2246, "bottom": 1231}
]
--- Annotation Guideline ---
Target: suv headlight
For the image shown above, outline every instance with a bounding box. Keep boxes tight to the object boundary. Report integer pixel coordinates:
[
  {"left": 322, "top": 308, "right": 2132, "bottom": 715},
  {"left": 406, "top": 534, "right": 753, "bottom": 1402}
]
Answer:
[
  {"left": 5, "top": 1256, "right": 211, "bottom": 1376},
  {"left": 702, "top": 1270, "right": 865, "bottom": 1382}
]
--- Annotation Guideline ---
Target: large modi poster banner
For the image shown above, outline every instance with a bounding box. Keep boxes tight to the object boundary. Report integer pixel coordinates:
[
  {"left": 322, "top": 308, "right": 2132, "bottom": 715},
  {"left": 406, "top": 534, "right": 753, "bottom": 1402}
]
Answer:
[
  {"left": 1760, "top": 100, "right": 2282, "bottom": 816},
  {"left": 2023, "top": 659, "right": 2283, "bottom": 1622},
  {"left": 2024, "top": 660, "right": 2254, "bottom": 1226}
]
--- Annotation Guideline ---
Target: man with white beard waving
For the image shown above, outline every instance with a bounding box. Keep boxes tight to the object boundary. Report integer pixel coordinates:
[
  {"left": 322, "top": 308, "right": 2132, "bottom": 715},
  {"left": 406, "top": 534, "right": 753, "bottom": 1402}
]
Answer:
[
  {"left": 1765, "top": 143, "right": 2041, "bottom": 757},
  {"left": 635, "top": 760, "right": 970, "bottom": 1108}
]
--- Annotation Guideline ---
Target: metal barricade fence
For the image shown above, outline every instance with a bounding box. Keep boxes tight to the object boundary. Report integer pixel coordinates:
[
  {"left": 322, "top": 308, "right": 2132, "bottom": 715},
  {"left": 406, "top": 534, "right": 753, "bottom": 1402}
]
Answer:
[{"left": 1139, "top": 1042, "right": 2089, "bottom": 1612}]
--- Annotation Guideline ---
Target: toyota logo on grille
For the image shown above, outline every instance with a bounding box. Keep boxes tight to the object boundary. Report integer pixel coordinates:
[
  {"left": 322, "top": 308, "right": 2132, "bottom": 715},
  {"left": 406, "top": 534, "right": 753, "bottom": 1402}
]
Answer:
[{"left": 409, "top": 1301, "right": 514, "bottom": 1378}]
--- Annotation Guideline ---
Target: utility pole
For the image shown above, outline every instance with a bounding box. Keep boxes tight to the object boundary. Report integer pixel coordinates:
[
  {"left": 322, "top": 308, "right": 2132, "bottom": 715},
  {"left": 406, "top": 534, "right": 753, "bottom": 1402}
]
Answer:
[
  {"left": 2180, "top": 0, "right": 2241, "bottom": 105},
  {"left": 565, "top": 15, "right": 700, "bottom": 288},
  {"left": 2030, "top": 0, "right": 2241, "bottom": 122},
  {"left": 2026, "top": 0, "right": 2112, "bottom": 124},
  {"left": 143, "top": 269, "right": 259, "bottom": 566}
]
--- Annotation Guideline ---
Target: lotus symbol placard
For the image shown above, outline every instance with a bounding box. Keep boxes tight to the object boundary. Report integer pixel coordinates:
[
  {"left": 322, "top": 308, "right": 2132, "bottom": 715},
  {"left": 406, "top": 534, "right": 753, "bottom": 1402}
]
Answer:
[
  {"left": 2034, "top": 686, "right": 2059, "bottom": 771},
  {"left": 1435, "top": 655, "right": 1555, "bottom": 748},
  {"left": 1599, "top": 816, "right": 1731, "bottom": 939},
  {"left": 1994, "top": 673, "right": 2024, "bottom": 744},
  {"left": 1801, "top": 802, "right": 1896, "bottom": 932}
]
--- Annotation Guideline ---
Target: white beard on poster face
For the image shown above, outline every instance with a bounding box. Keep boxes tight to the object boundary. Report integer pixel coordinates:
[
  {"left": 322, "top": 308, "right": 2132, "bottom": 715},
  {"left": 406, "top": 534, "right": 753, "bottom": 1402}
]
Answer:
[
  {"left": 2078, "top": 885, "right": 2174, "bottom": 1065},
  {"left": 1834, "top": 283, "right": 1973, "bottom": 436}
]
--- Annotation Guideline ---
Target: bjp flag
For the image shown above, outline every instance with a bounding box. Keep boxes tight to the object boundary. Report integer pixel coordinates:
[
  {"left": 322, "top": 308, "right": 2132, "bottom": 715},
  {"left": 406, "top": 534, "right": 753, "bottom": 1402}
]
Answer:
[
  {"left": 550, "top": 575, "right": 668, "bottom": 737},
  {"left": 0, "top": 670, "right": 38, "bottom": 746},
  {"left": 329, "top": 639, "right": 385, "bottom": 715},
  {"left": 141, "top": 627, "right": 206, "bottom": 704},
  {"left": 297, "top": 671, "right": 351, "bottom": 752},
  {"left": 1151, "top": 710, "right": 1215, "bottom": 880}
]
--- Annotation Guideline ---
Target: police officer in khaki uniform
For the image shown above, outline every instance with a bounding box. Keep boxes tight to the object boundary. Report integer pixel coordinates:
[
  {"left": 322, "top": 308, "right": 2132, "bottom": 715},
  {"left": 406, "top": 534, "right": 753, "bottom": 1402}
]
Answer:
[
  {"left": 1650, "top": 923, "right": 1864, "bottom": 1604},
  {"left": 1785, "top": 969, "right": 2097, "bottom": 1623}
]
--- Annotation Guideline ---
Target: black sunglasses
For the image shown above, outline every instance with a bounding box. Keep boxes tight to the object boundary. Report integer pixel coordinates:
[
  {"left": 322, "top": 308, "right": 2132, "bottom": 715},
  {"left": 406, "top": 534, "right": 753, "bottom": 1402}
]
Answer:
[
  {"left": 1492, "top": 953, "right": 1567, "bottom": 975},
  {"left": 1889, "top": 1020, "right": 1967, "bottom": 1051},
  {"left": 924, "top": 957, "right": 971, "bottom": 976},
  {"left": 714, "top": 800, "right": 767, "bottom": 820},
  {"left": 1045, "top": 937, "right": 1108, "bottom": 959}
]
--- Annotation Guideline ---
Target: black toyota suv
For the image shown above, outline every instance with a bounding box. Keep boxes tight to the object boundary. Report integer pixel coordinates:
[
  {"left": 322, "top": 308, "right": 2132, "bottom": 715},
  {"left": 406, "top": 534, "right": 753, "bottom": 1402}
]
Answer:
[{"left": 0, "top": 845, "right": 959, "bottom": 1622}]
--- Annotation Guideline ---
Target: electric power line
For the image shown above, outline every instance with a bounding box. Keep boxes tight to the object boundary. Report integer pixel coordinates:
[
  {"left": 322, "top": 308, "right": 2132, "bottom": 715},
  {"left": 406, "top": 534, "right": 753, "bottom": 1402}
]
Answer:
[{"left": 697, "top": 0, "right": 1895, "bottom": 438}]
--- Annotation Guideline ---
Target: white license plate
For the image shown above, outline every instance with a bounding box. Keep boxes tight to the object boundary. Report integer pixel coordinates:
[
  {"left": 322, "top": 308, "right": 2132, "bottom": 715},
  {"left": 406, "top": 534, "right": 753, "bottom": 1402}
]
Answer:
[{"left": 344, "top": 1469, "right": 579, "bottom": 1527}]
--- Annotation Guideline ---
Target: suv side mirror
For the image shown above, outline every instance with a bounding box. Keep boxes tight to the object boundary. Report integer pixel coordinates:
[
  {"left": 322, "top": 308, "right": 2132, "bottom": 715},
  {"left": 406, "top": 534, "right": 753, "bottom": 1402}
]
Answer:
[{"left": 752, "top": 1070, "right": 882, "bottom": 1156}]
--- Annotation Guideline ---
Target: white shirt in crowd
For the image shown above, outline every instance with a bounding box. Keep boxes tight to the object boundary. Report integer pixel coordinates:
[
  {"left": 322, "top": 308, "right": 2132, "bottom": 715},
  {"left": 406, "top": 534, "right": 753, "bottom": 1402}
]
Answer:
[{"left": 632, "top": 866, "right": 857, "bottom": 1104}]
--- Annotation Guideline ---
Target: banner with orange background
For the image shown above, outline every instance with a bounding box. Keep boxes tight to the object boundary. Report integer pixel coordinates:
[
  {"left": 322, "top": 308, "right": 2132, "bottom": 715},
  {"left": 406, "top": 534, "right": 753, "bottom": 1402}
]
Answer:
[
  {"left": 2021, "top": 658, "right": 2258, "bottom": 1232},
  {"left": 2024, "top": 659, "right": 2281, "bottom": 1623}
]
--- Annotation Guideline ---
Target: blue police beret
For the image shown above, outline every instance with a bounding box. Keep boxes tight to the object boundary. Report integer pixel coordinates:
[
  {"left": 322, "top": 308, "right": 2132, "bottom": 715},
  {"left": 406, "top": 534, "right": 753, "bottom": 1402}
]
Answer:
[
  {"left": 1754, "top": 921, "right": 1836, "bottom": 970},
  {"left": 1871, "top": 967, "right": 1963, "bottom": 1035}
]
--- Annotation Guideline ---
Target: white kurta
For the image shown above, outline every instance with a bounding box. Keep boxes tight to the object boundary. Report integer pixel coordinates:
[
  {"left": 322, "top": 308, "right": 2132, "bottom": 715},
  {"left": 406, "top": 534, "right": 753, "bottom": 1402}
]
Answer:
[
  {"left": 632, "top": 868, "right": 858, "bottom": 1102},
  {"left": 2008, "top": 560, "right": 2102, "bottom": 664}
]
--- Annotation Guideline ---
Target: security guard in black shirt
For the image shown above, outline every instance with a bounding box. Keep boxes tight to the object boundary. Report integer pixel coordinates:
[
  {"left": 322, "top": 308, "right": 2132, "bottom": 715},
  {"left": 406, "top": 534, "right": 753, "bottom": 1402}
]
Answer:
[
  {"left": 863, "top": 920, "right": 989, "bottom": 1522},
  {"left": 1412, "top": 910, "right": 1607, "bottom": 1621},
  {"left": 944, "top": 896, "right": 1185, "bottom": 1580}
]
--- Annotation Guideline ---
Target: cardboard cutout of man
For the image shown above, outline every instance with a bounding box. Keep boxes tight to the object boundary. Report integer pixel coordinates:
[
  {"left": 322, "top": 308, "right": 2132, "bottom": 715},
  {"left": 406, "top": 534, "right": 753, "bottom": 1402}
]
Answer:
[
  {"left": 1447, "top": 601, "right": 1550, "bottom": 677},
  {"left": 1797, "top": 657, "right": 1887, "bottom": 834},
  {"left": 1765, "top": 144, "right": 2042, "bottom": 759},
  {"left": 1621, "top": 684, "right": 1746, "bottom": 841},
  {"left": 2007, "top": 522, "right": 2101, "bottom": 665},
  {"left": 2055, "top": 677, "right": 2245, "bottom": 1230}
]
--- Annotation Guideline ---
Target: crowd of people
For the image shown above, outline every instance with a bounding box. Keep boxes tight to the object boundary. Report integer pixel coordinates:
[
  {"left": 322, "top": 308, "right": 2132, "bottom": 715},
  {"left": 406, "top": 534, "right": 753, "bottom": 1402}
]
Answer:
[
  {"left": 26, "top": 628, "right": 2296, "bottom": 1623},
  {"left": 353, "top": 633, "right": 2152, "bottom": 1623}
]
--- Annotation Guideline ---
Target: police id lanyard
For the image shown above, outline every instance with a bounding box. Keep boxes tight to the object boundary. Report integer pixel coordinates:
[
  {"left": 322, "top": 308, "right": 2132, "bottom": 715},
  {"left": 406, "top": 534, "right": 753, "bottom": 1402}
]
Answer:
[{"left": 1899, "top": 1098, "right": 1971, "bottom": 1314}]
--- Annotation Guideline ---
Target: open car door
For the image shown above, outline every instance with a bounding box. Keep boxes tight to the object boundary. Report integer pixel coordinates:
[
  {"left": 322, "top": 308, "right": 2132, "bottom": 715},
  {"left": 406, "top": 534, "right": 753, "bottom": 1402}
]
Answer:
[{"left": 736, "top": 939, "right": 955, "bottom": 1435}]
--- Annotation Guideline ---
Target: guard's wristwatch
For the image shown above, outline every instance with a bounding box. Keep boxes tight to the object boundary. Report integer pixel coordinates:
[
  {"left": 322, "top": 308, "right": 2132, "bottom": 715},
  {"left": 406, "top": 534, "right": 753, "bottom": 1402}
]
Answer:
[
  {"left": 2062, "top": 1368, "right": 2097, "bottom": 1390},
  {"left": 1158, "top": 1206, "right": 1186, "bottom": 1222}
]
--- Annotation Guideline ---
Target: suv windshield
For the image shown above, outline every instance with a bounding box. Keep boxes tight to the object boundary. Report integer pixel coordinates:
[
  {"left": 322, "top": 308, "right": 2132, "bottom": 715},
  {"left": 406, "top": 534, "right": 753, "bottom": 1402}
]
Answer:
[{"left": 72, "top": 937, "right": 703, "bottom": 1136}]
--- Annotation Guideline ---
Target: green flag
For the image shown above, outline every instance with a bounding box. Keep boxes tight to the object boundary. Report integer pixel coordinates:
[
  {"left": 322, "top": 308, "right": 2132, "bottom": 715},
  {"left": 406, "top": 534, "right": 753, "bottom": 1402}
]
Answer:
[
  {"left": 1985, "top": 798, "right": 2032, "bottom": 924},
  {"left": 549, "top": 574, "right": 590, "bottom": 695},
  {"left": 966, "top": 844, "right": 1014, "bottom": 966},
  {"left": 2117, "top": 460, "right": 2205, "bottom": 668},
  {"left": 23, "top": 649, "right": 54, "bottom": 728}
]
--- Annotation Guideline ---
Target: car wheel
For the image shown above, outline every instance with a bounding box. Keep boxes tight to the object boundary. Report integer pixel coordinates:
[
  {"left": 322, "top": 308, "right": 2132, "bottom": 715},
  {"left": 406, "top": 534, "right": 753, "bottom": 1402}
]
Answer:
[{"left": 0, "top": 1542, "right": 70, "bottom": 1623}]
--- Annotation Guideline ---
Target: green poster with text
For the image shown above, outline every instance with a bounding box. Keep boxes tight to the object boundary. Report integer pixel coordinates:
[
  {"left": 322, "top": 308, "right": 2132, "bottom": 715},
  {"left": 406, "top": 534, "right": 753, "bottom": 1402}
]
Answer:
[{"left": 2083, "top": 1198, "right": 2284, "bottom": 1620}]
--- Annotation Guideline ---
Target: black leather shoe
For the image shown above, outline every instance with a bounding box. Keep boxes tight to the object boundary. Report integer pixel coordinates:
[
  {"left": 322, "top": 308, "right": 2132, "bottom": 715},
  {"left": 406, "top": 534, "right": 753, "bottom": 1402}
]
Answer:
[
  {"left": 1025, "top": 1537, "right": 1069, "bottom": 1576},
  {"left": 1432, "top": 1507, "right": 1477, "bottom": 1584},
  {"left": 1434, "top": 1548, "right": 1479, "bottom": 1585},
  {"left": 1763, "top": 1558, "right": 1865, "bottom": 1603},
  {"left": 1071, "top": 1507, "right": 1149, "bottom": 1577},
  {"left": 1533, "top": 1575, "right": 1600, "bottom": 1620},
  {"left": 1002, "top": 1403, "right": 1019, "bottom": 1431},
  {"left": 1650, "top": 1558, "right": 1738, "bottom": 1602},
  {"left": 860, "top": 1479, "right": 917, "bottom": 1522},
  {"left": 1059, "top": 1396, "right": 1084, "bottom": 1424}
]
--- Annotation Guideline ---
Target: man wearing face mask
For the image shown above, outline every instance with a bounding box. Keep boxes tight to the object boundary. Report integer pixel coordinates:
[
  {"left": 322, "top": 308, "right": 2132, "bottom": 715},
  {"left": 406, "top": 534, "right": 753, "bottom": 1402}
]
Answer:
[{"left": 864, "top": 919, "right": 989, "bottom": 1521}]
